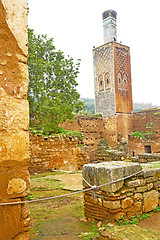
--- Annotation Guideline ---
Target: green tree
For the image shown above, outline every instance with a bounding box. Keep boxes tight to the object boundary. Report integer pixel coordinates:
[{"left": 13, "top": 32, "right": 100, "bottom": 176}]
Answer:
[
  {"left": 28, "top": 29, "right": 85, "bottom": 134},
  {"left": 80, "top": 98, "right": 95, "bottom": 114}
]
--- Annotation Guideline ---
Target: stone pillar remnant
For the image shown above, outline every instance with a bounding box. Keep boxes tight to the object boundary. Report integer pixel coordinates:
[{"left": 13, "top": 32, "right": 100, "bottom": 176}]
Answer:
[{"left": 0, "top": 0, "right": 30, "bottom": 239}]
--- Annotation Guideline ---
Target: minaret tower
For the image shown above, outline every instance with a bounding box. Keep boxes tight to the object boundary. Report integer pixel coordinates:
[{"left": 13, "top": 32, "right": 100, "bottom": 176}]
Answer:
[
  {"left": 93, "top": 10, "right": 133, "bottom": 117},
  {"left": 103, "top": 10, "right": 117, "bottom": 43}
]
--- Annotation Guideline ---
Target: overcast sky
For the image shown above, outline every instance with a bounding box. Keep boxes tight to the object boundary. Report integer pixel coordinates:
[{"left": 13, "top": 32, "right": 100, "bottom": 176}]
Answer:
[{"left": 28, "top": 0, "right": 160, "bottom": 106}]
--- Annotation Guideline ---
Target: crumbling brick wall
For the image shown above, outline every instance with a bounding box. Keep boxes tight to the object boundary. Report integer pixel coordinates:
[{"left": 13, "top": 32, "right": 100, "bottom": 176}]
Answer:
[
  {"left": 128, "top": 109, "right": 160, "bottom": 156},
  {"left": 0, "top": 1, "right": 30, "bottom": 239},
  {"left": 83, "top": 161, "right": 160, "bottom": 221},
  {"left": 60, "top": 115, "right": 104, "bottom": 161},
  {"left": 29, "top": 133, "right": 87, "bottom": 172}
]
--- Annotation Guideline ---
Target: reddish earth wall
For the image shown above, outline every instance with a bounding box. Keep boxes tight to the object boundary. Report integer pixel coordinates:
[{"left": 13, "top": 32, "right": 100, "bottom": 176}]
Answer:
[
  {"left": 29, "top": 133, "right": 87, "bottom": 172},
  {"left": 60, "top": 115, "right": 104, "bottom": 161},
  {"left": 128, "top": 109, "right": 160, "bottom": 156},
  {"left": 60, "top": 110, "right": 160, "bottom": 160}
]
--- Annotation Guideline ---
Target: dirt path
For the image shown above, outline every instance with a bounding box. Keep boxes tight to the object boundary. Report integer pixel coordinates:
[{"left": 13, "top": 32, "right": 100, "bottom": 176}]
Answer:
[
  {"left": 52, "top": 172, "right": 83, "bottom": 191},
  {"left": 138, "top": 212, "right": 160, "bottom": 233}
]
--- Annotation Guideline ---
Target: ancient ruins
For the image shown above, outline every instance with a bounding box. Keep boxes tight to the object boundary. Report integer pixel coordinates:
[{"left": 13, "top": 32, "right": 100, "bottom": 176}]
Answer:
[
  {"left": 83, "top": 161, "right": 160, "bottom": 221},
  {"left": 29, "top": 11, "right": 160, "bottom": 173},
  {"left": 0, "top": 2, "right": 160, "bottom": 238}
]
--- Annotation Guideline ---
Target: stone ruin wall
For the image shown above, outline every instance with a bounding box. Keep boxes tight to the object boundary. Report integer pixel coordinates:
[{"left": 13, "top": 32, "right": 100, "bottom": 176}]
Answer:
[
  {"left": 29, "top": 133, "right": 87, "bottom": 173},
  {"left": 59, "top": 108, "right": 160, "bottom": 161},
  {"left": 102, "top": 113, "right": 133, "bottom": 148},
  {"left": 29, "top": 115, "right": 105, "bottom": 173},
  {"left": 0, "top": 1, "right": 30, "bottom": 239},
  {"left": 83, "top": 161, "right": 160, "bottom": 221},
  {"left": 128, "top": 109, "right": 160, "bottom": 156},
  {"left": 60, "top": 115, "right": 104, "bottom": 161}
]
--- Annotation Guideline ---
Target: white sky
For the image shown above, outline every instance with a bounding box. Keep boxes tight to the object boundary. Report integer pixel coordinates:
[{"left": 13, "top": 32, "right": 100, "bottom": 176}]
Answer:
[{"left": 28, "top": 0, "right": 160, "bottom": 106}]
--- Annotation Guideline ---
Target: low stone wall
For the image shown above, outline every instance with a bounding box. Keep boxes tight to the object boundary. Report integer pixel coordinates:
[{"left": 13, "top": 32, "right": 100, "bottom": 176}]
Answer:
[
  {"left": 132, "top": 153, "right": 160, "bottom": 163},
  {"left": 83, "top": 161, "right": 160, "bottom": 221},
  {"left": 94, "top": 139, "right": 127, "bottom": 163},
  {"left": 95, "top": 140, "right": 160, "bottom": 164},
  {"left": 29, "top": 133, "right": 87, "bottom": 173}
]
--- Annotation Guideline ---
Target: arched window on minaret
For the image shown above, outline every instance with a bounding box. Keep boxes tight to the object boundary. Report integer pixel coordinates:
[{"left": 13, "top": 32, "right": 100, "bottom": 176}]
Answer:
[
  {"left": 123, "top": 73, "right": 128, "bottom": 89},
  {"left": 118, "top": 72, "right": 122, "bottom": 85},
  {"left": 123, "top": 74, "right": 128, "bottom": 84},
  {"left": 98, "top": 74, "right": 104, "bottom": 91},
  {"left": 104, "top": 72, "right": 110, "bottom": 89}
]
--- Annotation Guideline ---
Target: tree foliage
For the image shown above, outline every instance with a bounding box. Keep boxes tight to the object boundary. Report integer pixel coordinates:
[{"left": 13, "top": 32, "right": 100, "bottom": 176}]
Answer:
[
  {"left": 80, "top": 98, "right": 95, "bottom": 114},
  {"left": 28, "top": 29, "right": 85, "bottom": 134}
]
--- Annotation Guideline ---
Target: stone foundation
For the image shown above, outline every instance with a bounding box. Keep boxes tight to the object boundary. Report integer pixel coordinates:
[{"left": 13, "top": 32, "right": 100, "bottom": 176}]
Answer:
[{"left": 83, "top": 161, "right": 160, "bottom": 221}]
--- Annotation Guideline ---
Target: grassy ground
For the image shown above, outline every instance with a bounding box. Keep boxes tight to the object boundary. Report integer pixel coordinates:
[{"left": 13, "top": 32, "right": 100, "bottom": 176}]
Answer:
[
  {"left": 27, "top": 171, "right": 94, "bottom": 239},
  {"left": 27, "top": 171, "right": 160, "bottom": 240}
]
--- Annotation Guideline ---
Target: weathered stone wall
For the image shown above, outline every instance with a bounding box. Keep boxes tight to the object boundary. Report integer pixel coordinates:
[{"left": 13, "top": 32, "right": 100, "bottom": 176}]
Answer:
[
  {"left": 132, "top": 109, "right": 160, "bottom": 136},
  {"left": 59, "top": 108, "right": 160, "bottom": 161},
  {"left": 95, "top": 141, "right": 160, "bottom": 164},
  {"left": 60, "top": 115, "right": 104, "bottom": 161},
  {"left": 83, "top": 161, "right": 160, "bottom": 221},
  {"left": 128, "top": 136, "right": 160, "bottom": 156},
  {"left": 128, "top": 109, "right": 160, "bottom": 156},
  {"left": 60, "top": 117, "right": 81, "bottom": 132},
  {"left": 29, "top": 133, "right": 87, "bottom": 172},
  {"left": 102, "top": 113, "right": 133, "bottom": 148},
  {"left": 0, "top": 1, "right": 30, "bottom": 239}
]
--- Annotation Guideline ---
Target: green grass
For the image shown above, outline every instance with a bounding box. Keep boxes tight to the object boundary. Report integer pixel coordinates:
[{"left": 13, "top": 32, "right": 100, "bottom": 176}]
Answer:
[
  {"left": 153, "top": 206, "right": 160, "bottom": 213},
  {"left": 80, "top": 225, "right": 99, "bottom": 239},
  {"left": 117, "top": 214, "right": 151, "bottom": 226},
  {"left": 26, "top": 172, "right": 91, "bottom": 239}
]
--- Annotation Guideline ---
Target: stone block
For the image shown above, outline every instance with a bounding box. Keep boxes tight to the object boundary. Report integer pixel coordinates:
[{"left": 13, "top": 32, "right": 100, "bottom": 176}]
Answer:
[
  {"left": 143, "top": 190, "right": 159, "bottom": 212},
  {"left": 0, "top": 131, "right": 29, "bottom": 162},
  {"left": 0, "top": 166, "right": 30, "bottom": 199},
  {"left": 134, "top": 193, "right": 143, "bottom": 201},
  {"left": 110, "top": 211, "right": 125, "bottom": 220},
  {"left": 83, "top": 161, "right": 142, "bottom": 193},
  {"left": 121, "top": 197, "right": 133, "bottom": 209},
  {"left": 136, "top": 186, "right": 148, "bottom": 193},
  {"left": 0, "top": 98, "right": 29, "bottom": 131},
  {"left": 21, "top": 207, "right": 30, "bottom": 219},
  {"left": 111, "top": 161, "right": 142, "bottom": 177},
  {"left": 103, "top": 200, "right": 121, "bottom": 209},
  {"left": 134, "top": 201, "right": 142, "bottom": 212},
  {"left": 147, "top": 183, "right": 153, "bottom": 190},
  {"left": 84, "top": 194, "right": 98, "bottom": 205},
  {"left": 126, "top": 179, "right": 141, "bottom": 188},
  {"left": 154, "top": 181, "right": 160, "bottom": 189},
  {"left": 83, "top": 162, "right": 124, "bottom": 193}
]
